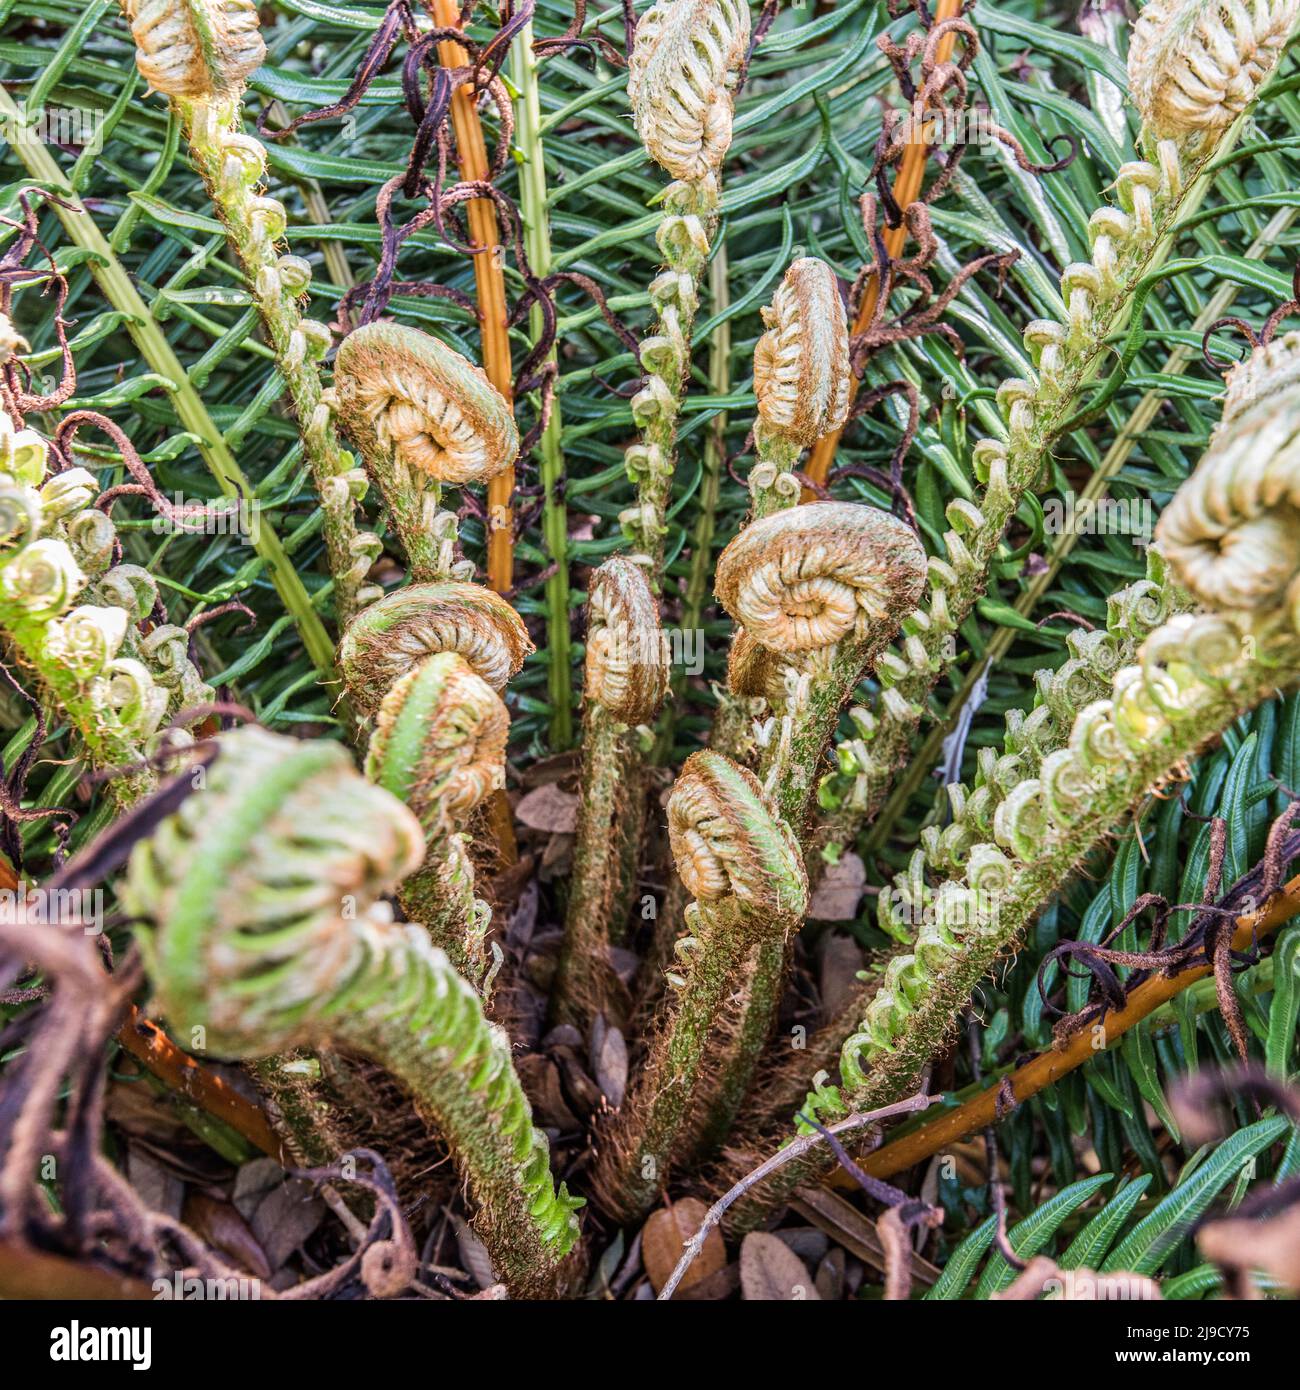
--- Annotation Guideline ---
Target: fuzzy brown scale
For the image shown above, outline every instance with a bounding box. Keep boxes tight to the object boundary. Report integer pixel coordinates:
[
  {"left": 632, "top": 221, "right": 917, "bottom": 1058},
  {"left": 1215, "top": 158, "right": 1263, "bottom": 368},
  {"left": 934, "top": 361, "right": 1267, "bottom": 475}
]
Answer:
[
  {"left": 338, "top": 581, "right": 533, "bottom": 715},
  {"left": 333, "top": 320, "right": 519, "bottom": 487}
]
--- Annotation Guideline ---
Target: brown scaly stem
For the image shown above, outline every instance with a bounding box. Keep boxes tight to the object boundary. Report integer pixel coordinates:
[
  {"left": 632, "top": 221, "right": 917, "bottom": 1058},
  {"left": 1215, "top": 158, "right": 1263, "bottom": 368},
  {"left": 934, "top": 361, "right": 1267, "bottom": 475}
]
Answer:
[
  {"left": 590, "top": 752, "right": 806, "bottom": 1225},
  {"left": 554, "top": 558, "right": 667, "bottom": 1024}
]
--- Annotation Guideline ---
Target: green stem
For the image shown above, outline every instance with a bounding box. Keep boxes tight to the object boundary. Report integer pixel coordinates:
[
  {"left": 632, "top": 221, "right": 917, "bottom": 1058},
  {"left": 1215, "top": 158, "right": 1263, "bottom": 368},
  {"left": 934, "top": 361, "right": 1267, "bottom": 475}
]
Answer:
[
  {"left": 621, "top": 179, "right": 717, "bottom": 580},
  {"left": 863, "top": 204, "right": 1299, "bottom": 850},
  {"left": 724, "top": 624, "right": 1300, "bottom": 1232},
  {"left": 511, "top": 22, "right": 573, "bottom": 751},
  {"left": 175, "top": 95, "right": 376, "bottom": 628},
  {"left": 334, "top": 929, "right": 583, "bottom": 1295},
  {"left": 0, "top": 86, "right": 337, "bottom": 681},
  {"left": 821, "top": 117, "right": 1252, "bottom": 860}
]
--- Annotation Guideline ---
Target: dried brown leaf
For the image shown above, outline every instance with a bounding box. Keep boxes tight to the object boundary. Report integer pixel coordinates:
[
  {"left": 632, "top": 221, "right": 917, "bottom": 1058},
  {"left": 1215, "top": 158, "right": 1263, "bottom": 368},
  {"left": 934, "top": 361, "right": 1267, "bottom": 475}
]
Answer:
[
  {"left": 808, "top": 852, "right": 866, "bottom": 921},
  {"left": 590, "top": 1015, "right": 629, "bottom": 1108},
  {"left": 642, "top": 1197, "right": 724, "bottom": 1297},
  {"left": 182, "top": 1191, "right": 273, "bottom": 1281},
  {"left": 515, "top": 783, "right": 579, "bottom": 834},
  {"left": 739, "top": 1230, "right": 821, "bottom": 1301}
]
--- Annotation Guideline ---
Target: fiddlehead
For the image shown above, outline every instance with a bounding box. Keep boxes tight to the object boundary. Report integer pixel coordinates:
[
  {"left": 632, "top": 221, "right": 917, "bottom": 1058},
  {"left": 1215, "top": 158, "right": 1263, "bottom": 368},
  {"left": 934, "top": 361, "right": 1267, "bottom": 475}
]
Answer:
[
  {"left": 126, "top": 726, "right": 583, "bottom": 1296},
  {"left": 583, "top": 556, "right": 671, "bottom": 727},
  {"left": 1128, "top": 0, "right": 1299, "bottom": 152},
  {"left": 0, "top": 415, "right": 211, "bottom": 801},
  {"left": 120, "top": 0, "right": 378, "bottom": 623},
  {"left": 338, "top": 581, "right": 532, "bottom": 712},
  {"left": 124, "top": 0, "right": 264, "bottom": 100},
  {"left": 591, "top": 751, "right": 806, "bottom": 1224},
  {"left": 749, "top": 257, "right": 851, "bottom": 514},
  {"left": 620, "top": 0, "right": 750, "bottom": 574},
  {"left": 338, "top": 583, "right": 527, "bottom": 981},
  {"left": 722, "top": 364, "right": 1300, "bottom": 1228},
  {"left": 715, "top": 500, "right": 927, "bottom": 828},
  {"left": 331, "top": 320, "right": 518, "bottom": 584},
  {"left": 627, "top": 0, "right": 750, "bottom": 186},
  {"left": 554, "top": 558, "right": 670, "bottom": 1023},
  {"left": 813, "top": 1, "right": 1294, "bottom": 863},
  {"left": 1156, "top": 330, "right": 1300, "bottom": 623},
  {"left": 366, "top": 651, "right": 509, "bottom": 835}
]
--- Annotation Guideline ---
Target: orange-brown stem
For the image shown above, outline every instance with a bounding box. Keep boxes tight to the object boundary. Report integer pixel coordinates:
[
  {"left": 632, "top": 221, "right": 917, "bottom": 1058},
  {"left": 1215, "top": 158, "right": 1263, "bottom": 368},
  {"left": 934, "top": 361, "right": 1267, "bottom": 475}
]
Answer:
[
  {"left": 840, "top": 871, "right": 1300, "bottom": 1185},
  {"left": 803, "top": 0, "right": 963, "bottom": 490},
  {"left": 115, "top": 1007, "right": 290, "bottom": 1165},
  {"left": 432, "top": 0, "right": 516, "bottom": 594}
]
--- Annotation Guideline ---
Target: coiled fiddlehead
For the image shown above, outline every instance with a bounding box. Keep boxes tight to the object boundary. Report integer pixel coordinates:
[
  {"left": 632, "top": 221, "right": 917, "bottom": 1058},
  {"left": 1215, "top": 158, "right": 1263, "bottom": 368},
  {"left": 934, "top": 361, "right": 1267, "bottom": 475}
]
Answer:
[
  {"left": 627, "top": 0, "right": 750, "bottom": 186},
  {"left": 1157, "top": 330, "right": 1300, "bottom": 623},
  {"left": 1128, "top": 0, "right": 1299, "bottom": 151},
  {"left": 338, "top": 583, "right": 530, "bottom": 982},
  {"left": 124, "top": 0, "right": 264, "bottom": 100},
  {"left": 591, "top": 751, "right": 806, "bottom": 1224},
  {"left": 366, "top": 651, "right": 509, "bottom": 834},
  {"left": 583, "top": 556, "right": 671, "bottom": 727},
  {"left": 125, "top": 726, "right": 583, "bottom": 1297},
  {"left": 716, "top": 500, "right": 927, "bottom": 829},
  {"left": 814, "top": 12, "right": 1291, "bottom": 864},
  {"left": 120, "top": 0, "right": 377, "bottom": 623},
  {"left": 749, "top": 257, "right": 851, "bottom": 515},
  {"left": 338, "top": 582, "right": 532, "bottom": 712},
  {"left": 331, "top": 320, "right": 518, "bottom": 584},
  {"left": 644, "top": 499, "right": 924, "bottom": 1159},
  {"left": 554, "top": 559, "right": 669, "bottom": 1023},
  {"left": 620, "top": 0, "right": 750, "bottom": 575},
  {"left": 723, "top": 363, "right": 1300, "bottom": 1228}
]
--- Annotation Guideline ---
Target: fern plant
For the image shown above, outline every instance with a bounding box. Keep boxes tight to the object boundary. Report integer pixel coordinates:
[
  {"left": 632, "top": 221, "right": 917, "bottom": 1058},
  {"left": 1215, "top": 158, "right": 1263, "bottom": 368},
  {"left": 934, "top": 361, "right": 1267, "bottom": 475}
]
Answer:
[{"left": 2, "top": 0, "right": 1300, "bottom": 1309}]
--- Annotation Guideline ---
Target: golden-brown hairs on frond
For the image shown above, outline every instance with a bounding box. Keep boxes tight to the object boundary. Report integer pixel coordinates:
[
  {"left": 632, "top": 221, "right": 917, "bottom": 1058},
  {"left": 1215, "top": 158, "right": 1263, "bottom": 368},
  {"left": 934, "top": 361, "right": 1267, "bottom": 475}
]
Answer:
[
  {"left": 338, "top": 581, "right": 534, "bottom": 713},
  {"left": 715, "top": 501, "right": 928, "bottom": 655},
  {"left": 583, "top": 556, "right": 670, "bottom": 724},
  {"left": 125, "top": 0, "right": 266, "bottom": 100},
  {"left": 367, "top": 651, "right": 509, "bottom": 835},
  {"left": 754, "top": 257, "right": 851, "bottom": 449},
  {"left": 1128, "top": 0, "right": 1299, "bottom": 147},
  {"left": 334, "top": 321, "right": 519, "bottom": 486},
  {"left": 667, "top": 750, "right": 806, "bottom": 915},
  {"left": 627, "top": 0, "right": 750, "bottom": 183},
  {"left": 1156, "top": 330, "right": 1300, "bottom": 624}
]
